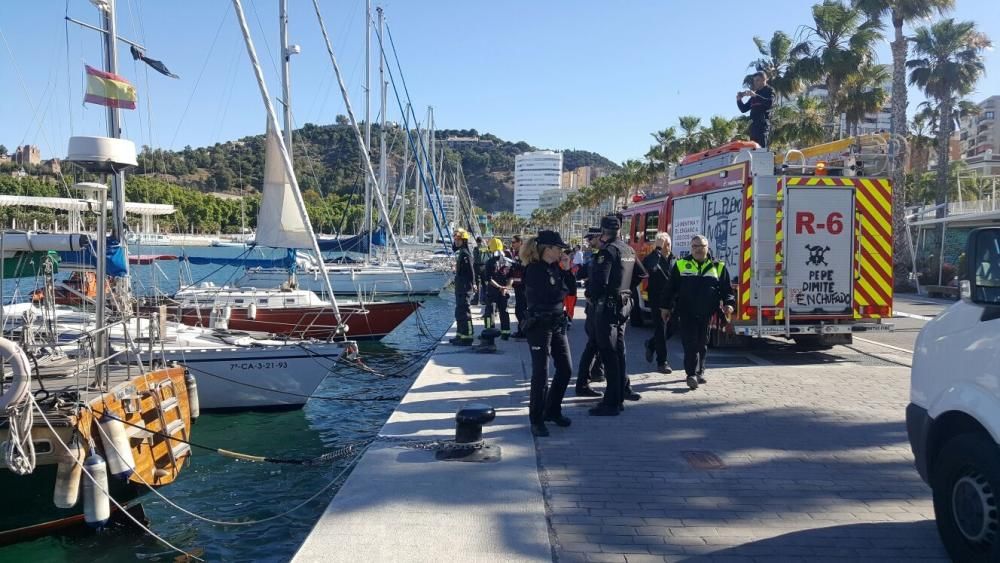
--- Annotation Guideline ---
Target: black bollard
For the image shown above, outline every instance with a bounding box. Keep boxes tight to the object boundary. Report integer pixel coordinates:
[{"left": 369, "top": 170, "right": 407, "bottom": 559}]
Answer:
[
  {"left": 476, "top": 327, "right": 501, "bottom": 353},
  {"left": 436, "top": 402, "right": 501, "bottom": 463}
]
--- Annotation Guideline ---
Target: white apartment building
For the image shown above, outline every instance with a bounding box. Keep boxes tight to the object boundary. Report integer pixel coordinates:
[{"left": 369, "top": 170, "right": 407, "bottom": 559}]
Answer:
[
  {"left": 513, "top": 150, "right": 562, "bottom": 218},
  {"left": 959, "top": 95, "right": 1000, "bottom": 176}
]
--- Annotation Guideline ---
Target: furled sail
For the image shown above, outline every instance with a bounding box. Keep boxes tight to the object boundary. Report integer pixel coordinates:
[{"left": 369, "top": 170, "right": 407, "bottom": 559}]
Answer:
[{"left": 255, "top": 123, "right": 313, "bottom": 249}]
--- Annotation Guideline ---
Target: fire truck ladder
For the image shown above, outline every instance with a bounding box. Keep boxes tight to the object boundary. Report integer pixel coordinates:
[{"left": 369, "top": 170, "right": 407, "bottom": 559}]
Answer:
[{"left": 749, "top": 168, "right": 791, "bottom": 338}]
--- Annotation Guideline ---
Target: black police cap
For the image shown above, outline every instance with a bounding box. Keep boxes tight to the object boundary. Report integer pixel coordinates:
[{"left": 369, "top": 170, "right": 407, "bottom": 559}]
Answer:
[
  {"left": 536, "top": 230, "right": 569, "bottom": 249},
  {"left": 584, "top": 226, "right": 601, "bottom": 239},
  {"left": 600, "top": 215, "right": 621, "bottom": 230}
]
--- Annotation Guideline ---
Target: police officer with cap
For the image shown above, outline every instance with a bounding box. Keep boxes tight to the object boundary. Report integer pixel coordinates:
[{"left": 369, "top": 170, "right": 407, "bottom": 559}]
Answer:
[
  {"left": 575, "top": 226, "right": 605, "bottom": 397},
  {"left": 450, "top": 227, "right": 476, "bottom": 345},
  {"left": 523, "top": 230, "right": 575, "bottom": 436},
  {"left": 588, "top": 215, "right": 646, "bottom": 416}
]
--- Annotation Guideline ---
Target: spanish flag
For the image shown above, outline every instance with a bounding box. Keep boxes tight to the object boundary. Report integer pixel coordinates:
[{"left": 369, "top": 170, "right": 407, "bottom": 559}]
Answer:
[{"left": 84, "top": 65, "right": 137, "bottom": 110}]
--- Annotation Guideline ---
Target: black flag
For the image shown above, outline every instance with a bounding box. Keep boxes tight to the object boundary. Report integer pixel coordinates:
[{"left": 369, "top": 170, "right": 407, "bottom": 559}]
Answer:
[{"left": 130, "top": 45, "right": 179, "bottom": 79}]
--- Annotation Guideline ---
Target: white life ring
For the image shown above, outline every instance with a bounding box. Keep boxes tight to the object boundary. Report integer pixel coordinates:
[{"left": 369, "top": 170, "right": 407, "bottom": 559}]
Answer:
[{"left": 0, "top": 337, "right": 31, "bottom": 411}]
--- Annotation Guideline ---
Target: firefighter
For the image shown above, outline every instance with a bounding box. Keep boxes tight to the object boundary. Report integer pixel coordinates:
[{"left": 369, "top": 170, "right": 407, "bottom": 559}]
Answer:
[
  {"left": 576, "top": 226, "right": 605, "bottom": 397},
  {"left": 737, "top": 71, "right": 775, "bottom": 148},
  {"left": 472, "top": 236, "right": 487, "bottom": 306},
  {"left": 643, "top": 232, "right": 677, "bottom": 374},
  {"left": 662, "top": 234, "right": 736, "bottom": 390},
  {"left": 588, "top": 215, "right": 646, "bottom": 416},
  {"left": 522, "top": 231, "right": 575, "bottom": 437},
  {"left": 450, "top": 228, "right": 476, "bottom": 346},
  {"left": 483, "top": 237, "right": 512, "bottom": 340},
  {"left": 509, "top": 235, "right": 528, "bottom": 339}
]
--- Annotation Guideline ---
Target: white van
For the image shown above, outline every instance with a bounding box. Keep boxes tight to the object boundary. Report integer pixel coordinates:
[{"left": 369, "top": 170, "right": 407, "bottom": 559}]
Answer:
[{"left": 908, "top": 227, "right": 1000, "bottom": 561}]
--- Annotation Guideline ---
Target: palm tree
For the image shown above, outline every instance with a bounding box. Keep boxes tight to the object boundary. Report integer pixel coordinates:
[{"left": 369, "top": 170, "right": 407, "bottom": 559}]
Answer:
[
  {"left": 703, "top": 116, "right": 739, "bottom": 147},
  {"left": 770, "top": 96, "right": 828, "bottom": 149},
  {"left": 908, "top": 109, "right": 936, "bottom": 173},
  {"left": 677, "top": 116, "right": 705, "bottom": 154},
  {"left": 793, "top": 0, "right": 883, "bottom": 140},
  {"left": 744, "top": 31, "right": 804, "bottom": 100},
  {"left": 838, "top": 62, "right": 890, "bottom": 136},
  {"left": 645, "top": 126, "right": 684, "bottom": 175},
  {"left": 620, "top": 160, "right": 649, "bottom": 203},
  {"left": 853, "top": 0, "right": 955, "bottom": 285},
  {"left": 907, "top": 18, "right": 991, "bottom": 216}
]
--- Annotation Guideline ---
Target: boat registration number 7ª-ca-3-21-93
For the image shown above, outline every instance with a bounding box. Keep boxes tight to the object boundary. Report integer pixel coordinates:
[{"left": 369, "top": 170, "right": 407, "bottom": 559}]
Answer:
[{"left": 229, "top": 361, "right": 290, "bottom": 371}]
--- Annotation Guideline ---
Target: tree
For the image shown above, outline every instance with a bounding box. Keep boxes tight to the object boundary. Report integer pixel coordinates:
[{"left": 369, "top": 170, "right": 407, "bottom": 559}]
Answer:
[
  {"left": 770, "top": 96, "right": 828, "bottom": 149},
  {"left": 907, "top": 18, "right": 991, "bottom": 217},
  {"left": 677, "top": 116, "right": 705, "bottom": 154},
  {"left": 793, "top": 0, "right": 883, "bottom": 140},
  {"left": 703, "top": 116, "right": 739, "bottom": 147},
  {"left": 838, "top": 63, "right": 890, "bottom": 136},
  {"left": 0, "top": 145, "right": 7, "bottom": 157},
  {"left": 744, "top": 31, "right": 804, "bottom": 100}
]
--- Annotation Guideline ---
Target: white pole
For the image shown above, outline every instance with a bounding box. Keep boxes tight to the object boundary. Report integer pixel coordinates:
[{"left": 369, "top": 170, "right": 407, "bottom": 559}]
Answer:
[
  {"left": 375, "top": 6, "right": 388, "bottom": 261},
  {"left": 363, "top": 0, "right": 372, "bottom": 260},
  {"left": 231, "top": 0, "right": 343, "bottom": 325},
  {"left": 309, "top": 0, "right": 411, "bottom": 289},
  {"left": 279, "top": 0, "right": 293, "bottom": 156}
]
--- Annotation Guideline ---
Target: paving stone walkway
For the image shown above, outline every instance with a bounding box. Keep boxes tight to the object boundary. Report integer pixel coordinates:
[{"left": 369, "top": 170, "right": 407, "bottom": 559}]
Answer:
[{"left": 535, "top": 317, "right": 948, "bottom": 562}]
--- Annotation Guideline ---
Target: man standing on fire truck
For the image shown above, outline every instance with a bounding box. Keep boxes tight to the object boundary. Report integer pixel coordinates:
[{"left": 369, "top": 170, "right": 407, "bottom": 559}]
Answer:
[
  {"left": 737, "top": 71, "right": 774, "bottom": 148},
  {"left": 662, "top": 235, "right": 736, "bottom": 390}
]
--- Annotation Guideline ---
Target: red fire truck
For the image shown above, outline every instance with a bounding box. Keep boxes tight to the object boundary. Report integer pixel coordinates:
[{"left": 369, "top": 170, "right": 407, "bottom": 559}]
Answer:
[{"left": 622, "top": 139, "right": 894, "bottom": 347}]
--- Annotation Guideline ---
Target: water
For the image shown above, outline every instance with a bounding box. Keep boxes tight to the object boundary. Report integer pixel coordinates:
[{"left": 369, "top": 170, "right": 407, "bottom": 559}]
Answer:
[{"left": 0, "top": 246, "right": 455, "bottom": 562}]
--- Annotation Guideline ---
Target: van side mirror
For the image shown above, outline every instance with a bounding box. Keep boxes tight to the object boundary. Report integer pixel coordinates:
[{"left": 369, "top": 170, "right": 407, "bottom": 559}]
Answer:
[{"left": 963, "top": 227, "right": 1000, "bottom": 306}]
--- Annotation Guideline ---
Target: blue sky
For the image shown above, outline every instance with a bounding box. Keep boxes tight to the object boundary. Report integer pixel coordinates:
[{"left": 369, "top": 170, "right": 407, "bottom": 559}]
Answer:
[{"left": 1, "top": 0, "right": 998, "bottom": 164}]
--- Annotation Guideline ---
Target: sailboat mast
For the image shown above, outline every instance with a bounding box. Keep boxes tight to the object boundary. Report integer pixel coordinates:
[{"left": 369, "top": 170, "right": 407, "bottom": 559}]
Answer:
[
  {"left": 375, "top": 6, "right": 388, "bottom": 261},
  {"left": 398, "top": 103, "right": 410, "bottom": 237},
  {"left": 101, "top": 1, "right": 126, "bottom": 243},
  {"left": 279, "top": 0, "right": 293, "bottom": 155},
  {"left": 363, "top": 0, "right": 372, "bottom": 252}
]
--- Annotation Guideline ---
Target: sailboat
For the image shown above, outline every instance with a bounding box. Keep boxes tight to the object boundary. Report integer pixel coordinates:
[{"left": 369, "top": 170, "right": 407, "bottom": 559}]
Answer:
[
  {"left": 0, "top": 180, "right": 194, "bottom": 542},
  {"left": 236, "top": 1, "right": 452, "bottom": 299}
]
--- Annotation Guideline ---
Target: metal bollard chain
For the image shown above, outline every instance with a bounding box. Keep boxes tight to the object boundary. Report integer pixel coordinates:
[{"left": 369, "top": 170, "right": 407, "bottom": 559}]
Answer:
[{"left": 374, "top": 435, "right": 487, "bottom": 452}]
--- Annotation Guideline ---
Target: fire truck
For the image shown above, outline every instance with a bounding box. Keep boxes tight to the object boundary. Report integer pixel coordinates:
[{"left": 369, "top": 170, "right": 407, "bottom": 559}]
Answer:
[{"left": 622, "top": 135, "right": 895, "bottom": 347}]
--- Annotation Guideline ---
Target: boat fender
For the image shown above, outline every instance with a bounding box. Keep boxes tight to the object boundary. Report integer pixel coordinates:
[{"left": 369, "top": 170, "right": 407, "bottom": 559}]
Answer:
[
  {"left": 0, "top": 337, "right": 31, "bottom": 411},
  {"left": 82, "top": 451, "right": 111, "bottom": 528},
  {"left": 98, "top": 414, "right": 136, "bottom": 479},
  {"left": 185, "top": 371, "right": 200, "bottom": 421},
  {"left": 247, "top": 302, "right": 257, "bottom": 320},
  {"left": 53, "top": 436, "right": 85, "bottom": 509}
]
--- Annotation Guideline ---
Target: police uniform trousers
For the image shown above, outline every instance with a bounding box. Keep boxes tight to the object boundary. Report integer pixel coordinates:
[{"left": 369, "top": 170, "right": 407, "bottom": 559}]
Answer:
[
  {"left": 526, "top": 315, "right": 572, "bottom": 424},
  {"left": 594, "top": 299, "right": 629, "bottom": 408},
  {"left": 454, "top": 282, "right": 475, "bottom": 340},
  {"left": 576, "top": 301, "right": 604, "bottom": 387},
  {"left": 483, "top": 288, "right": 511, "bottom": 334},
  {"left": 679, "top": 314, "right": 711, "bottom": 377},
  {"left": 513, "top": 286, "right": 527, "bottom": 331}
]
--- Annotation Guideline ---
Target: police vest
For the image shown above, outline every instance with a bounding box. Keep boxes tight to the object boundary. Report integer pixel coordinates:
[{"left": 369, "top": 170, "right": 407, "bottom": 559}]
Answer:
[{"left": 676, "top": 258, "right": 724, "bottom": 279}]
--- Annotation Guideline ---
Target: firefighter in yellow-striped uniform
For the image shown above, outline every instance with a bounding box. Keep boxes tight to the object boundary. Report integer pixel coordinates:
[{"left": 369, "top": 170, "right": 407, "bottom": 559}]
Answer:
[
  {"left": 482, "top": 237, "right": 513, "bottom": 340},
  {"left": 661, "top": 235, "right": 735, "bottom": 390}
]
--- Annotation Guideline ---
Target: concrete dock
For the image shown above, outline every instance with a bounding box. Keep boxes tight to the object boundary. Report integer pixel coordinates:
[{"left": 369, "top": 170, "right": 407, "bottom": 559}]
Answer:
[{"left": 295, "top": 295, "right": 950, "bottom": 562}]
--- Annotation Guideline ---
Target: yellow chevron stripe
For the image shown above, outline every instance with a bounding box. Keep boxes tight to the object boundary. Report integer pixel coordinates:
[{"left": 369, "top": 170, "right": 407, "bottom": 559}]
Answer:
[
  {"left": 857, "top": 213, "right": 892, "bottom": 257},
  {"left": 859, "top": 178, "right": 892, "bottom": 215},
  {"left": 856, "top": 191, "right": 893, "bottom": 244},
  {"left": 786, "top": 177, "right": 801, "bottom": 185},
  {"left": 859, "top": 245, "right": 893, "bottom": 296},
  {"left": 857, "top": 277, "right": 889, "bottom": 306},
  {"left": 807, "top": 177, "right": 822, "bottom": 185},
  {"left": 859, "top": 235, "right": 893, "bottom": 279}
]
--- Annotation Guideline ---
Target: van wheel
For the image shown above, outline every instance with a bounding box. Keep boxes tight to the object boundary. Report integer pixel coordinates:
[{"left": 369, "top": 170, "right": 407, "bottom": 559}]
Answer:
[{"left": 931, "top": 433, "right": 1000, "bottom": 562}]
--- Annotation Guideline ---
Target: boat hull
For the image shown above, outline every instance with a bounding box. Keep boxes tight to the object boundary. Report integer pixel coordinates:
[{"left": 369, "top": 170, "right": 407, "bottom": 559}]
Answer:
[
  {"left": 241, "top": 267, "right": 451, "bottom": 296},
  {"left": 163, "top": 301, "right": 419, "bottom": 340},
  {"left": 158, "top": 342, "right": 346, "bottom": 411}
]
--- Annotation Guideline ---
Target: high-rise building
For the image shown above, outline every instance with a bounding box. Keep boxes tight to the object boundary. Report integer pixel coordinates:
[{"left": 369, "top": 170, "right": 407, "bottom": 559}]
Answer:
[
  {"left": 561, "top": 166, "right": 594, "bottom": 189},
  {"left": 958, "top": 95, "right": 1000, "bottom": 176},
  {"left": 513, "top": 150, "right": 562, "bottom": 218}
]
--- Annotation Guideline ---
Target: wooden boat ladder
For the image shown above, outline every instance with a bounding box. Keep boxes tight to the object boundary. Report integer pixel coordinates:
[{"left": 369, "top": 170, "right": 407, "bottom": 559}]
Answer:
[{"left": 149, "top": 377, "right": 191, "bottom": 480}]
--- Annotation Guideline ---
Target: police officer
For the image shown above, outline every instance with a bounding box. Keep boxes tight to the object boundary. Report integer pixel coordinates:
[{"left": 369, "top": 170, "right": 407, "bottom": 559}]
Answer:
[
  {"left": 450, "top": 228, "right": 476, "bottom": 345},
  {"left": 662, "top": 234, "right": 736, "bottom": 390},
  {"left": 522, "top": 231, "right": 574, "bottom": 437},
  {"left": 588, "top": 215, "right": 646, "bottom": 416},
  {"left": 509, "top": 235, "right": 528, "bottom": 340},
  {"left": 482, "top": 237, "right": 513, "bottom": 340},
  {"left": 643, "top": 232, "right": 677, "bottom": 374},
  {"left": 575, "top": 226, "right": 605, "bottom": 397}
]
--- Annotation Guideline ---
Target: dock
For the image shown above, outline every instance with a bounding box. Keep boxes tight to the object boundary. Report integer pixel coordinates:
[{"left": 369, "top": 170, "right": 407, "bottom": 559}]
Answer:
[{"left": 295, "top": 296, "right": 949, "bottom": 561}]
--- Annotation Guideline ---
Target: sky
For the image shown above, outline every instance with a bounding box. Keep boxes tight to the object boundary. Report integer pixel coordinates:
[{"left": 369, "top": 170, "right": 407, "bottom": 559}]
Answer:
[{"left": 1, "top": 0, "right": 998, "bottom": 165}]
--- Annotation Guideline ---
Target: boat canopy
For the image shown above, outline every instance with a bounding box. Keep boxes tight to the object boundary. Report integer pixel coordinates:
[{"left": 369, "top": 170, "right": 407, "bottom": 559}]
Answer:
[{"left": 1, "top": 251, "right": 60, "bottom": 278}]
